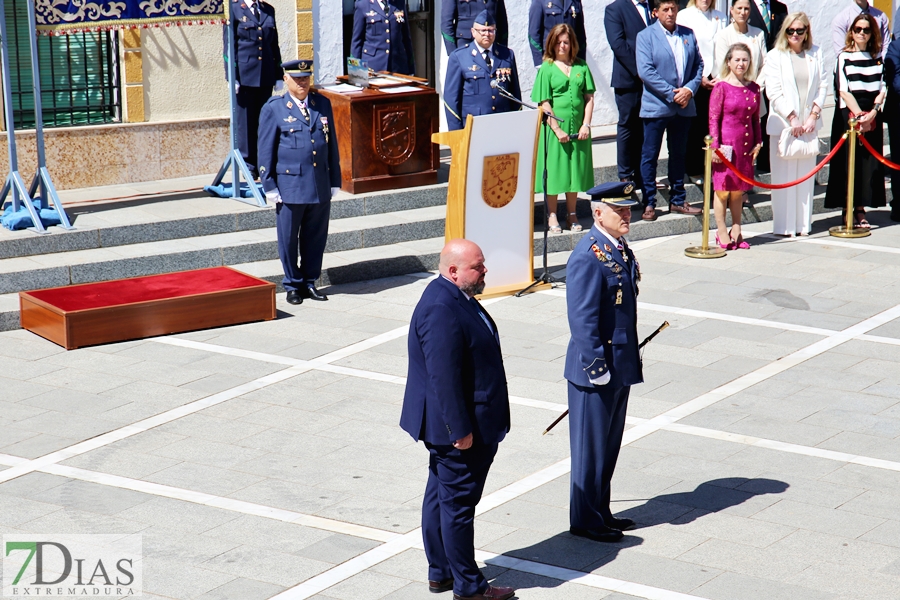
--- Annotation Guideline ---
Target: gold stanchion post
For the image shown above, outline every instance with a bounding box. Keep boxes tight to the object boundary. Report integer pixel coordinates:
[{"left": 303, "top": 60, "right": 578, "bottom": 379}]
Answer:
[
  {"left": 685, "top": 135, "right": 727, "bottom": 258},
  {"left": 830, "top": 118, "right": 870, "bottom": 238}
]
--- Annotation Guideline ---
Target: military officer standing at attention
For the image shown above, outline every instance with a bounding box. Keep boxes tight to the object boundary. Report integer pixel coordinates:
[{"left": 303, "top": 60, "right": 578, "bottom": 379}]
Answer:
[
  {"left": 564, "top": 181, "right": 643, "bottom": 543},
  {"left": 528, "top": 0, "right": 586, "bottom": 66},
  {"left": 257, "top": 60, "right": 341, "bottom": 305},
  {"left": 225, "top": 0, "right": 282, "bottom": 178},
  {"left": 443, "top": 10, "right": 522, "bottom": 131},
  {"left": 350, "top": 0, "right": 415, "bottom": 75},
  {"left": 441, "top": 0, "right": 508, "bottom": 56}
]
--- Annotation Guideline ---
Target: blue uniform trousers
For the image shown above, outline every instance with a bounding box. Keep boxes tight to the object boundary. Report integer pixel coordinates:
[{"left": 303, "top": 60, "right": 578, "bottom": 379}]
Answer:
[
  {"left": 422, "top": 441, "right": 498, "bottom": 597},
  {"left": 236, "top": 85, "right": 271, "bottom": 174},
  {"left": 615, "top": 87, "right": 644, "bottom": 185},
  {"left": 275, "top": 201, "right": 330, "bottom": 291},
  {"left": 568, "top": 381, "right": 630, "bottom": 529},
  {"left": 640, "top": 114, "right": 691, "bottom": 208}
]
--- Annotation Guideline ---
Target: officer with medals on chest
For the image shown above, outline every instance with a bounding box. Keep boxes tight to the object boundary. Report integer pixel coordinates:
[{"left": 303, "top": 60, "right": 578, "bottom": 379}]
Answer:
[
  {"left": 527, "top": 0, "right": 586, "bottom": 66},
  {"left": 440, "top": 0, "right": 508, "bottom": 56},
  {"left": 443, "top": 10, "right": 522, "bottom": 131},
  {"left": 350, "top": 0, "right": 415, "bottom": 75},
  {"left": 564, "top": 181, "right": 643, "bottom": 543},
  {"left": 224, "top": 0, "right": 282, "bottom": 178},
  {"left": 257, "top": 60, "right": 342, "bottom": 305}
]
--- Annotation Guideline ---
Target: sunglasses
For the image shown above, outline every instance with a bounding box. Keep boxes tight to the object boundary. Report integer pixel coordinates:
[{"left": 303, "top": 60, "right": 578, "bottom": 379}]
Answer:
[
  {"left": 786, "top": 27, "right": 806, "bottom": 36},
  {"left": 853, "top": 26, "right": 872, "bottom": 34}
]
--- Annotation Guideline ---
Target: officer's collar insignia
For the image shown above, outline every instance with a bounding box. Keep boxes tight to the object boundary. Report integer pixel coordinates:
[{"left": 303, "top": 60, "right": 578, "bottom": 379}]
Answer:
[
  {"left": 604, "top": 244, "right": 612, "bottom": 253},
  {"left": 471, "top": 48, "right": 477, "bottom": 56},
  {"left": 286, "top": 101, "right": 293, "bottom": 109},
  {"left": 284, "top": 115, "right": 297, "bottom": 123},
  {"left": 309, "top": 98, "right": 315, "bottom": 106}
]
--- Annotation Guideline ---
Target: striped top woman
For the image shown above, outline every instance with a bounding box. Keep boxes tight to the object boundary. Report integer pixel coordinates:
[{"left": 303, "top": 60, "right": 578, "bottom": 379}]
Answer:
[{"left": 824, "top": 12, "right": 887, "bottom": 224}]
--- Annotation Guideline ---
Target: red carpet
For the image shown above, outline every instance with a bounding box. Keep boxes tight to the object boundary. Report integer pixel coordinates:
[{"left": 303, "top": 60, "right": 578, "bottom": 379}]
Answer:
[{"left": 28, "top": 267, "right": 266, "bottom": 312}]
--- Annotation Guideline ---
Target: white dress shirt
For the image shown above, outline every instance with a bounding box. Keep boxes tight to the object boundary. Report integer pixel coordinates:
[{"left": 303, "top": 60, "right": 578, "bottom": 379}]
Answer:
[
  {"left": 664, "top": 27, "right": 685, "bottom": 87},
  {"left": 631, "top": 0, "right": 650, "bottom": 26}
]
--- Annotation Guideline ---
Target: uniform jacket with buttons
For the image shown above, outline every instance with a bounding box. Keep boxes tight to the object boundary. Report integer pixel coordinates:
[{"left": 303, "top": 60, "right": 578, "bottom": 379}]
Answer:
[
  {"left": 443, "top": 42, "right": 521, "bottom": 131},
  {"left": 564, "top": 224, "right": 643, "bottom": 389},
  {"left": 224, "top": 0, "right": 282, "bottom": 88},
  {"left": 257, "top": 91, "right": 341, "bottom": 205},
  {"left": 440, "top": 0, "right": 508, "bottom": 56},
  {"left": 527, "top": 0, "right": 586, "bottom": 66},
  {"left": 400, "top": 276, "right": 511, "bottom": 446},
  {"left": 350, "top": 0, "right": 415, "bottom": 75}
]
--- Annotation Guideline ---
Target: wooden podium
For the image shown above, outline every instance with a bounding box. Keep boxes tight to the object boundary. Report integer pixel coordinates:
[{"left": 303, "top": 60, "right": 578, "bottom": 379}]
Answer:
[
  {"left": 318, "top": 78, "right": 439, "bottom": 194},
  {"left": 433, "top": 110, "right": 547, "bottom": 298}
]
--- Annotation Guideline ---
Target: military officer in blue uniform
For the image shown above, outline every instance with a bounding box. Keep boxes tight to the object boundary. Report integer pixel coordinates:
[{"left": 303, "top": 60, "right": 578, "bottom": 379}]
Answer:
[
  {"left": 443, "top": 10, "right": 521, "bottom": 131},
  {"left": 527, "top": 0, "right": 586, "bottom": 66},
  {"left": 564, "top": 181, "right": 643, "bottom": 543},
  {"left": 350, "top": 0, "right": 415, "bottom": 75},
  {"left": 224, "top": 0, "right": 283, "bottom": 177},
  {"left": 440, "top": 0, "right": 508, "bottom": 56},
  {"left": 257, "top": 60, "right": 341, "bottom": 305}
]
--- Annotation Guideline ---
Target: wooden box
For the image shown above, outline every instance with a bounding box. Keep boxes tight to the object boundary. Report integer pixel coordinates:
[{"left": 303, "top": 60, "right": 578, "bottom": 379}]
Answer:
[{"left": 19, "top": 267, "right": 276, "bottom": 350}]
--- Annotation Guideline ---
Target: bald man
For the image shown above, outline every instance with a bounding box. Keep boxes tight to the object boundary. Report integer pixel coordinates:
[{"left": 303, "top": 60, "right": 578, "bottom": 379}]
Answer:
[{"left": 400, "top": 239, "right": 514, "bottom": 600}]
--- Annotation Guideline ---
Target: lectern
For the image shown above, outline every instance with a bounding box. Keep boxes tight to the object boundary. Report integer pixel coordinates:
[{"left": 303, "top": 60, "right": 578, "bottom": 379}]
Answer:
[{"left": 433, "top": 110, "right": 546, "bottom": 298}]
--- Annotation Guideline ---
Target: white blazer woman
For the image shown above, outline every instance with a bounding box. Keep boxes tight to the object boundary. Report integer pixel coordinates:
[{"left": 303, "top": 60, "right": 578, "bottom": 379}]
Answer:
[{"left": 762, "top": 33, "right": 828, "bottom": 236}]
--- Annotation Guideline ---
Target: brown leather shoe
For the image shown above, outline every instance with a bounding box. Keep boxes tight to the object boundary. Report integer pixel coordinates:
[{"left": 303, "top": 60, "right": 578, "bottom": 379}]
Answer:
[
  {"left": 642, "top": 205, "right": 657, "bottom": 221},
  {"left": 669, "top": 203, "right": 701, "bottom": 215},
  {"left": 453, "top": 585, "right": 516, "bottom": 600},
  {"left": 429, "top": 578, "right": 454, "bottom": 593}
]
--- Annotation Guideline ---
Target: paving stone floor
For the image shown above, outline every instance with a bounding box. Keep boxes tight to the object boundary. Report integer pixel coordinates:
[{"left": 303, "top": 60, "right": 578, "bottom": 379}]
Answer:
[{"left": 4, "top": 209, "right": 900, "bottom": 599}]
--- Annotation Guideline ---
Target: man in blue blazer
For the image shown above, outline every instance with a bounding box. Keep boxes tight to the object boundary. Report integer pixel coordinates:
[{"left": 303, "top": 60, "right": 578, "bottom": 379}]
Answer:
[
  {"left": 400, "top": 239, "right": 514, "bottom": 600},
  {"left": 605, "top": 0, "right": 655, "bottom": 188},
  {"left": 258, "top": 60, "right": 341, "bottom": 305},
  {"left": 350, "top": 0, "right": 415, "bottom": 75},
  {"left": 635, "top": 0, "right": 703, "bottom": 221},
  {"left": 527, "top": 0, "right": 586, "bottom": 66},
  {"left": 565, "top": 182, "right": 643, "bottom": 543},
  {"left": 443, "top": 11, "right": 521, "bottom": 131},
  {"left": 441, "top": 0, "right": 508, "bottom": 56}
]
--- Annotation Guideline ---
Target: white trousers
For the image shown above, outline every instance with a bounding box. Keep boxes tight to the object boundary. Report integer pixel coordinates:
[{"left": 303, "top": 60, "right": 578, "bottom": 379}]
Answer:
[{"left": 770, "top": 138, "right": 816, "bottom": 236}]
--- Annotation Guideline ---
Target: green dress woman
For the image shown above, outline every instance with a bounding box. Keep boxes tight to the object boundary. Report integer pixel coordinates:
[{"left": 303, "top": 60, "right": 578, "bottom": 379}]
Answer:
[{"left": 532, "top": 23, "right": 596, "bottom": 233}]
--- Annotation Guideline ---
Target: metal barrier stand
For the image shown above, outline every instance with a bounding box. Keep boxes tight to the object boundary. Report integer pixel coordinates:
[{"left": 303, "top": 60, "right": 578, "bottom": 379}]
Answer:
[
  {"left": 830, "top": 118, "right": 870, "bottom": 239},
  {"left": 685, "top": 135, "right": 726, "bottom": 259}
]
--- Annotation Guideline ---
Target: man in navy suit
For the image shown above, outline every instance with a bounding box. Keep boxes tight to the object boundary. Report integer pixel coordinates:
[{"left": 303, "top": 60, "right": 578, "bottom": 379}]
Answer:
[
  {"left": 441, "top": 0, "right": 508, "bottom": 56},
  {"left": 605, "top": 0, "right": 655, "bottom": 188},
  {"left": 527, "top": 0, "right": 586, "bottom": 66},
  {"left": 350, "top": 0, "right": 415, "bottom": 75},
  {"left": 257, "top": 60, "right": 341, "bottom": 305},
  {"left": 400, "top": 239, "right": 514, "bottom": 600},
  {"left": 225, "top": 0, "right": 283, "bottom": 178},
  {"left": 565, "top": 182, "right": 643, "bottom": 543},
  {"left": 443, "top": 10, "right": 521, "bottom": 131},
  {"left": 635, "top": 0, "right": 703, "bottom": 221}
]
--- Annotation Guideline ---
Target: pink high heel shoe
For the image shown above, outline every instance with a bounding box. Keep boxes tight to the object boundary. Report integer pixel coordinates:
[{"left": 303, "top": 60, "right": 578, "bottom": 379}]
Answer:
[
  {"left": 729, "top": 229, "right": 750, "bottom": 249},
  {"left": 716, "top": 232, "right": 733, "bottom": 250}
]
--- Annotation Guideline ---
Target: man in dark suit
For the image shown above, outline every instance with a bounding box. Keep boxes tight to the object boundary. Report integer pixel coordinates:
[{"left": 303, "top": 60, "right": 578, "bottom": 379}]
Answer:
[
  {"left": 350, "top": 0, "right": 415, "bottom": 75},
  {"left": 400, "top": 239, "right": 514, "bottom": 600},
  {"left": 605, "top": 0, "right": 655, "bottom": 188},
  {"left": 527, "top": 0, "right": 586, "bottom": 66},
  {"left": 441, "top": 0, "right": 508, "bottom": 56},
  {"left": 747, "top": 0, "right": 786, "bottom": 172},
  {"left": 225, "top": 0, "right": 282, "bottom": 178},
  {"left": 257, "top": 60, "right": 341, "bottom": 305},
  {"left": 564, "top": 182, "right": 643, "bottom": 543},
  {"left": 443, "top": 10, "right": 522, "bottom": 131}
]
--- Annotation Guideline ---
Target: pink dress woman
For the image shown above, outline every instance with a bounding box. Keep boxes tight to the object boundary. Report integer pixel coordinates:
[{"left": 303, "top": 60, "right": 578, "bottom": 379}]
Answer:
[{"left": 708, "top": 80, "right": 762, "bottom": 192}]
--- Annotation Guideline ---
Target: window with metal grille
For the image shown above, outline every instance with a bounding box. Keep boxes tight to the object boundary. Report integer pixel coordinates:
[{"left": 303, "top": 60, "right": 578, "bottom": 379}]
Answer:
[{"left": 5, "top": 0, "right": 121, "bottom": 129}]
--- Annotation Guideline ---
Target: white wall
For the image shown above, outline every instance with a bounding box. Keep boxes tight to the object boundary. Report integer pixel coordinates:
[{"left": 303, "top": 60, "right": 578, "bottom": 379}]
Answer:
[{"left": 315, "top": 0, "right": 345, "bottom": 83}]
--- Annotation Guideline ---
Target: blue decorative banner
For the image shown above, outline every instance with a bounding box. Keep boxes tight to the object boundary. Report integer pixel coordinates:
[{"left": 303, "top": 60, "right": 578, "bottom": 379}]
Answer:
[{"left": 36, "top": 0, "right": 225, "bottom": 34}]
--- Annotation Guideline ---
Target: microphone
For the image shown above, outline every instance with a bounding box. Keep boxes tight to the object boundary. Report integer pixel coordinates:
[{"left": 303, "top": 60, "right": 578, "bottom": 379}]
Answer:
[{"left": 490, "top": 80, "right": 564, "bottom": 123}]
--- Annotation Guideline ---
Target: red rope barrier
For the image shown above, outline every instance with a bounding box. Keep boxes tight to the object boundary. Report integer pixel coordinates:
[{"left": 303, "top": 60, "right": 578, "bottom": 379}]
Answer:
[
  {"left": 714, "top": 135, "right": 846, "bottom": 189},
  {"left": 859, "top": 134, "right": 900, "bottom": 171}
]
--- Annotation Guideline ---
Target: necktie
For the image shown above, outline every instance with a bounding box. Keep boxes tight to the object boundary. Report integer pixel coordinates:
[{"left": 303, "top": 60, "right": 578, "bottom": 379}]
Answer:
[
  {"left": 760, "top": 0, "right": 771, "bottom": 32},
  {"left": 483, "top": 51, "right": 492, "bottom": 71},
  {"left": 638, "top": 0, "right": 650, "bottom": 26},
  {"left": 469, "top": 297, "right": 495, "bottom": 338},
  {"left": 251, "top": 2, "right": 260, "bottom": 20}
]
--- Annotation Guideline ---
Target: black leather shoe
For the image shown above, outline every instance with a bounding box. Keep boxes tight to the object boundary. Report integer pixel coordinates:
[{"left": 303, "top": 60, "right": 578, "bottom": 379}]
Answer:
[
  {"left": 286, "top": 290, "right": 303, "bottom": 305},
  {"left": 606, "top": 517, "right": 636, "bottom": 531},
  {"left": 429, "top": 578, "right": 454, "bottom": 593},
  {"left": 570, "top": 526, "right": 624, "bottom": 543},
  {"left": 304, "top": 284, "right": 328, "bottom": 301}
]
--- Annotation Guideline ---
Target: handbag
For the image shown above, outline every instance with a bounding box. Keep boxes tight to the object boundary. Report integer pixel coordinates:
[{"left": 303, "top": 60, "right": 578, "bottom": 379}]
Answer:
[
  {"left": 718, "top": 145, "right": 733, "bottom": 162},
  {"left": 778, "top": 128, "right": 820, "bottom": 159}
]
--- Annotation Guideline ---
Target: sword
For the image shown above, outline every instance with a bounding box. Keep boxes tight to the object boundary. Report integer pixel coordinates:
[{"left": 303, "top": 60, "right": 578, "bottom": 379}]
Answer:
[{"left": 542, "top": 321, "right": 670, "bottom": 435}]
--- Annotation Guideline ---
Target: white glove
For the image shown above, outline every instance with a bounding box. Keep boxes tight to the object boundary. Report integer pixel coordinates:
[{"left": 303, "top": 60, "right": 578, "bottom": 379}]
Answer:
[
  {"left": 234, "top": 83, "right": 240, "bottom": 94},
  {"left": 266, "top": 189, "right": 282, "bottom": 205},
  {"left": 274, "top": 80, "right": 284, "bottom": 92},
  {"left": 331, "top": 187, "right": 341, "bottom": 196},
  {"left": 589, "top": 371, "right": 611, "bottom": 386}
]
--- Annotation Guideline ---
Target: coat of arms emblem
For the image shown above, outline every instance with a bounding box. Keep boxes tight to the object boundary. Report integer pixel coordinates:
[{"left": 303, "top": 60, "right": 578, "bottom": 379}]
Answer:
[
  {"left": 482, "top": 153, "right": 519, "bottom": 208},
  {"left": 374, "top": 103, "right": 415, "bottom": 165}
]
